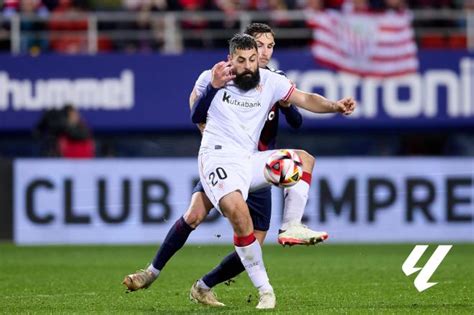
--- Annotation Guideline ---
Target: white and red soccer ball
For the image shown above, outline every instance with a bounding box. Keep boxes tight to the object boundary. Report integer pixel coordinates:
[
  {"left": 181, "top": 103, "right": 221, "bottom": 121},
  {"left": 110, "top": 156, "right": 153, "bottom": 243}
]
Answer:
[{"left": 264, "top": 149, "right": 303, "bottom": 188}]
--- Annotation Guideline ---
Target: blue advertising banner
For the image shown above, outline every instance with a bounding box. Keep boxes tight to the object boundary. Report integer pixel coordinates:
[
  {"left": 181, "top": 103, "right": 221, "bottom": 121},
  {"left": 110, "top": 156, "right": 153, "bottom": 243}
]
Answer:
[{"left": 0, "top": 50, "right": 472, "bottom": 131}]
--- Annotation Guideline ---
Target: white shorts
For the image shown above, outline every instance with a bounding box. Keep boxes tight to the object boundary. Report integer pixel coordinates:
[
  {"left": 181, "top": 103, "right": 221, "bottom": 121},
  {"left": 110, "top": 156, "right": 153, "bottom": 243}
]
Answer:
[{"left": 198, "top": 147, "right": 277, "bottom": 213}]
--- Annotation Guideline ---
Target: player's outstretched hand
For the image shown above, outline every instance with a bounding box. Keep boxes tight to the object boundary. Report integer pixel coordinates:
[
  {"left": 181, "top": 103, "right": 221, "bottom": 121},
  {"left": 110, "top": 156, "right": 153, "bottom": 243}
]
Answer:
[
  {"left": 335, "top": 97, "right": 356, "bottom": 115},
  {"left": 211, "top": 61, "right": 236, "bottom": 89}
]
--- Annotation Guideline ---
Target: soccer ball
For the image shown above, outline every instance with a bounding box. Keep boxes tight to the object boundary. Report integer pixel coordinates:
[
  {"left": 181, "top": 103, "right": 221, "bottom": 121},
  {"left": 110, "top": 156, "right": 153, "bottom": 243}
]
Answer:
[{"left": 264, "top": 149, "right": 303, "bottom": 187}]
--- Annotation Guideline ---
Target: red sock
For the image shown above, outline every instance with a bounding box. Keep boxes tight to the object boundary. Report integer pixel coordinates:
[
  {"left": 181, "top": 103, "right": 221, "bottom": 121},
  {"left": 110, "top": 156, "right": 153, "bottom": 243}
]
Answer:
[
  {"left": 302, "top": 171, "right": 312, "bottom": 185},
  {"left": 233, "top": 233, "right": 256, "bottom": 247}
]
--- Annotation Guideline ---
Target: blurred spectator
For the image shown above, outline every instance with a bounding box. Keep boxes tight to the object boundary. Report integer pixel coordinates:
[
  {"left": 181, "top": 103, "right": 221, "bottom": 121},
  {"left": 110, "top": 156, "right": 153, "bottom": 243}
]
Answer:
[
  {"left": 19, "top": 0, "right": 50, "bottom": 55},
  {"left": 2, "top": 0, "right": 20, "bottom": 18},
  {"left": 302, "top": 0, "right": 324, "bottom": 11},
  {"left": 61, "top": 104, "right": 92, "bottom": 141},
  {"left": 34, "top": 104, "right": 95, "bottom": 158},
  {"left": 123, "top": 0, "right": 145, "bottom": 10},
  {"left": 123, "top": 0, "right": 168, "bottom": 10},
  {"left": 343, "top": 0, "right": 371, "bottom": 12},
  {"left": 213, "top": 0, "right": 240, "bottom": 29},
  {"left": 58, "top": 104, "right": 95, "bottom": 158},
  {"left": 179, "top": 0, "right": 213, "bottom": 48},
  {"left": 384, "top": 0, "right": 406, "bottom": 11},
  {"left": 121, "top": 0, "right": 168, "bottom": 52},
  {"left": 1, "top": 0, "right": 50, "bottom": 54},
  {"left": 48, "top": 0, "right": 88, "bottom": 54},
  {"left": 457, "top": 0, "right": 474, "bottom": 25},
  {"left": 268, "top": 0, "right": 292, "bottom": 27},
  {"left": 35, "top": 108, "right": 66, "bottom": 156}
]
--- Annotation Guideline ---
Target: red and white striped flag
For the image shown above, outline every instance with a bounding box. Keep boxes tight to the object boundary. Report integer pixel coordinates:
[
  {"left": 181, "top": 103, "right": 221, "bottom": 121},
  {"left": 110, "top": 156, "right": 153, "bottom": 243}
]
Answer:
[{"left": 307, "top": 10, "right": 419, "bottom": 77}]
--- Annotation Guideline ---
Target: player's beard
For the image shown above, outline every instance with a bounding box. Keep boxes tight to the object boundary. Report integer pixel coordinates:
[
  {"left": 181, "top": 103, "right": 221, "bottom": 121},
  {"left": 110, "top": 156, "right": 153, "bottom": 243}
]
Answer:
[{"left": 234, "top": 69, "right": 260, "bottom": 91}]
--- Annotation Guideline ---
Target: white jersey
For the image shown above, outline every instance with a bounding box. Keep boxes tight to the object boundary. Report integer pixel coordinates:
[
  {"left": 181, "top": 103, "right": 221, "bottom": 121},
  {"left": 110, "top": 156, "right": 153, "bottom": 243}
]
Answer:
[{"left": 194, "top": 68, "right": 294, "bottom": 153}]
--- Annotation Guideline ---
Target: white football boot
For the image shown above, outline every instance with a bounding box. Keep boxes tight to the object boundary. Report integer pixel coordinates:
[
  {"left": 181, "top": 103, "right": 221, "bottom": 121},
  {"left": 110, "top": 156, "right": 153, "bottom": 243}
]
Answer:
[
  {"left": 278, "top": 223, "right": 328, "bottom": 246},
  {"left": 256, "top": 290, "right": 276, "bottom": 309},
  {"left": 189, "top": 281, "right": 225, "bottom": 307}
]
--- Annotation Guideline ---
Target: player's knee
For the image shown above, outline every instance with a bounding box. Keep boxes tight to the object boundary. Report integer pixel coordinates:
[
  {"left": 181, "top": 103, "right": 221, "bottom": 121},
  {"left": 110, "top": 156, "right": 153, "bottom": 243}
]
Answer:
[
  {"left": 296, "top": 150, "right": 315, "bottom": 171},
  {"left": 227, "top": 205, "right": 249, "bottom": 225},
  {"left": 183, "top": 207, "right": 207, "bottom": 228},
  {"left": 220, "top": 192, "right": 253, "bottom": 234},
  {"left": 227, "top": 206, "right": 252, "bottom": 234}
]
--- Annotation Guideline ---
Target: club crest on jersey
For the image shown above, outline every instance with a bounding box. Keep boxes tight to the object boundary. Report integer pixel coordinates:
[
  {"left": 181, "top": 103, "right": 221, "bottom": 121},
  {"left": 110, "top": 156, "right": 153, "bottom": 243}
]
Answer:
[
  {"left": 256, "top": 84, "right": 263, "bottom": 92},
  {"left": 222, "top": 91, "right": 261, "bottom": 109}
]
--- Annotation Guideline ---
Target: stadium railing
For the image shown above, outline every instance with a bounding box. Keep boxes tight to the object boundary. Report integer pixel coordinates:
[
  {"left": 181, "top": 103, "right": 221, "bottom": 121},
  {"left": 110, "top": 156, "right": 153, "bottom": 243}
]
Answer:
[{"left": 0, "top": 9, "right": 472, "bottom": 54}]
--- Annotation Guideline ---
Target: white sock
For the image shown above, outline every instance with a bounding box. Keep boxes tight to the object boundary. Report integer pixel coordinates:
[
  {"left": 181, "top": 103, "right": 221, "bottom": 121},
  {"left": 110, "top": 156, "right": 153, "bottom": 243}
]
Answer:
[
  {"left": 281, "top": 179, "right": 310, "bottom": 231},
  {"left": 234, "top": 240, "right": 273, "bottom": 292},
  {"left": 147, "top": 264, "right": 160, "bottom": 277},
  {"left": 197, "top": 279, "right": 210, "bottom": 290}
]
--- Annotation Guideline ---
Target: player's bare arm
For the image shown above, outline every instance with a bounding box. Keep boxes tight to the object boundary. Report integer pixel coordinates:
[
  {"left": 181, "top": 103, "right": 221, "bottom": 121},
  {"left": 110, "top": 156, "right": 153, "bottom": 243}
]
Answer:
[{"left": 288, "top": 88, "right": 356, "bottom": 115}]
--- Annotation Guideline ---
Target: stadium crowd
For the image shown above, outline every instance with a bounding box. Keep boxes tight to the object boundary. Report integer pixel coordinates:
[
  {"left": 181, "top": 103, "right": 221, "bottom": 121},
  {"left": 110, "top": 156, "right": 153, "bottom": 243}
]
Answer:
[
  {"left": 1, "top": 0, "right": 466, "bottom": 13},
  {"left": 0, "top": 0, "right": 469, "bottom": 54}
]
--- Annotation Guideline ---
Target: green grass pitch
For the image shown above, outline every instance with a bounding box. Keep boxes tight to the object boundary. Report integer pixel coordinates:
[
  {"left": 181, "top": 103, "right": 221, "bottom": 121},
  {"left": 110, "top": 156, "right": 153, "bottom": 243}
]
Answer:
[{"left": 1, "top": 243, "right": 473, "bottom": 314}]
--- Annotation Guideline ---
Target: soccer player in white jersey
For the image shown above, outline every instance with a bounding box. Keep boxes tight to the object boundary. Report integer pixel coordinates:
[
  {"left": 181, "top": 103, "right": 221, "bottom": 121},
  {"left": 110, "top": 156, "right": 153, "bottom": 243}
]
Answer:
[
  {"left": 122, "top": 24, "right": 328, "bottom": 301},
  {"left": 189, "top": 34, "right": 355, "bottom": 309}
]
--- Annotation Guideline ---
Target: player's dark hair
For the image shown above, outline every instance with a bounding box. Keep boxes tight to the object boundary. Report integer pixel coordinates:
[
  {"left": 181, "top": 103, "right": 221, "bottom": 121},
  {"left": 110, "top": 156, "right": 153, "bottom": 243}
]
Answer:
[
  {"left": 229, "top": 33, "right": 258, "bottom": 55},
  {"left": 244, "top": 23, "right": 275, "bottom": 38}
]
